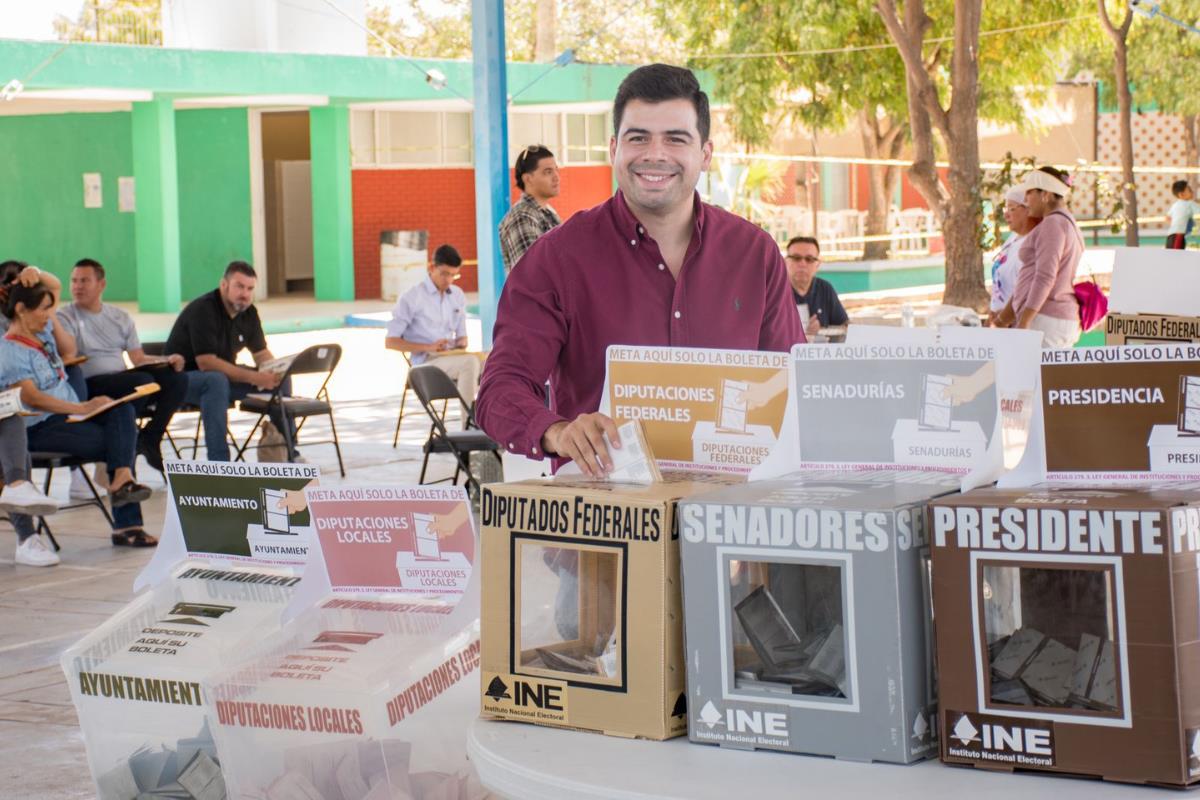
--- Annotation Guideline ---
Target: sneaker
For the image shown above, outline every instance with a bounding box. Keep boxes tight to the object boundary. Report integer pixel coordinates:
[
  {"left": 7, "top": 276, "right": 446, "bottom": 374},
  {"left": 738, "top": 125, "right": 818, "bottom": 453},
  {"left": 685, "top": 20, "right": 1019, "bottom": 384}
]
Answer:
[
  {"left": 0, "top": 481, "right": 59, "bottom": 516},
  {"left": 69, "top": 469, "right": 104, "bottom": 500},
  {"left": 15, "top": 535, "right": 59, "bottom": 567}
]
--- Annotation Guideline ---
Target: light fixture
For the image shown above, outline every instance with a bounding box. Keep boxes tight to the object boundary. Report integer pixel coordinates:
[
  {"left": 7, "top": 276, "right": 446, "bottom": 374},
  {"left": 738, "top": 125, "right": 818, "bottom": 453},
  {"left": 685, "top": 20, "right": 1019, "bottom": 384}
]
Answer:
[
  {"left": 425, "top": 68, "right": 447, "bottom": 91},
  {"left": 1, "top": 79, "right": 24, "bottom": 102}
]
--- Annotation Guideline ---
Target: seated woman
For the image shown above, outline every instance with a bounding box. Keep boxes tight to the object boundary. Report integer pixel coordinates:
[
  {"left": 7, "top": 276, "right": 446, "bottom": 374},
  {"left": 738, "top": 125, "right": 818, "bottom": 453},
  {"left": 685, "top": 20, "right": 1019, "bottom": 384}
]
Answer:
[{"left": 0, "top": 280, "right": 157, "bottom": 551}]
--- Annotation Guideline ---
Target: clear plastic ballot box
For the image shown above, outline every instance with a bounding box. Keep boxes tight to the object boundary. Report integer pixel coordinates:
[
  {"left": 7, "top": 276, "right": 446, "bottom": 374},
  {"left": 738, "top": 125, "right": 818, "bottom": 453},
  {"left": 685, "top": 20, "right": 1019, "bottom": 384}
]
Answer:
[
  {"left": 205, "top": 484, "right": 486, "bottom": 800},
  {"left": 61, "top": 461, "right": 321, "bottom": 800}
]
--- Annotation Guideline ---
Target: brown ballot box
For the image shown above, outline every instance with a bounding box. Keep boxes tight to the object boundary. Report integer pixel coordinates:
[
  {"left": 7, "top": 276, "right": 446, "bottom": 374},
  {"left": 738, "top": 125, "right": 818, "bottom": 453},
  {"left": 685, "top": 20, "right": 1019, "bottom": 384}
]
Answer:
[{"left": 929, "top": 483, "right": 1200, "bottom": 786}]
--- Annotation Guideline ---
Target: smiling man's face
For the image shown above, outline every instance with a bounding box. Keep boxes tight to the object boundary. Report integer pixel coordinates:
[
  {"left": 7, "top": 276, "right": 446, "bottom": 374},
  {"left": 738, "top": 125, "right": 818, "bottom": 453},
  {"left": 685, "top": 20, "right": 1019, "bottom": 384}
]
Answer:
[{"left": 610, "top": 98, "right": 712, "bottom": 218}]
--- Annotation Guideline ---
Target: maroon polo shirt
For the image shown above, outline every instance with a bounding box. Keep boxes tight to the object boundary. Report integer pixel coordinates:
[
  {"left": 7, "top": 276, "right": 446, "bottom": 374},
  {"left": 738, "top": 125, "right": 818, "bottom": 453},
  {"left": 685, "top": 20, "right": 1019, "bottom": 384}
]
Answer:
[{"left": 475, "top": 190, "right": 805, "bottom": 462}]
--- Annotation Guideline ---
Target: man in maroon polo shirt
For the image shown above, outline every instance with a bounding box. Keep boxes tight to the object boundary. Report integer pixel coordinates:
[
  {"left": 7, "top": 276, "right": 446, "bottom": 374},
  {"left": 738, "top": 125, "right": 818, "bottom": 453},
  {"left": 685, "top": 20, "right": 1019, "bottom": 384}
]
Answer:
[{"left": 476, "top": 64, "right": 804, "bottom": 477}]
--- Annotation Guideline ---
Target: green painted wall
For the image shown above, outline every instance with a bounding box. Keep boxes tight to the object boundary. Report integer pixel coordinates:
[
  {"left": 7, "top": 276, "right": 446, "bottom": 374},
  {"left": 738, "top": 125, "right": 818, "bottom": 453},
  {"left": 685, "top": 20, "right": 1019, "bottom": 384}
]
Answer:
[
  {"left": 176, "top": 108, "right": 253, "bottom": 301},
  {"left": 0, "top": 112, "right": 137, "bottom": 298},
  {"left": 0, "top": 108, "right": 252, "bottom": 304}
]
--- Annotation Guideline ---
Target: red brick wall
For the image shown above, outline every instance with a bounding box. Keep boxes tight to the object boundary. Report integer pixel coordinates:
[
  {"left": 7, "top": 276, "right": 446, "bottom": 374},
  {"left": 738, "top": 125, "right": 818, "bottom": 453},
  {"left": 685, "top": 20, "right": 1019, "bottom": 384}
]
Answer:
[{"left": 352, "top": 165, "right": 612, "bottom": 298}]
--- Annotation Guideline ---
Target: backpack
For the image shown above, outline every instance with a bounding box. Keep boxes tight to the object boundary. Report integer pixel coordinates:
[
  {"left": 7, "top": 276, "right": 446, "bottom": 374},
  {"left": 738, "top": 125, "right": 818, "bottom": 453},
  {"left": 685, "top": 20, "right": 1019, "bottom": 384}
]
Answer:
[{"left": 1049, "top": 210, "right": 1108, "bottom": 332}]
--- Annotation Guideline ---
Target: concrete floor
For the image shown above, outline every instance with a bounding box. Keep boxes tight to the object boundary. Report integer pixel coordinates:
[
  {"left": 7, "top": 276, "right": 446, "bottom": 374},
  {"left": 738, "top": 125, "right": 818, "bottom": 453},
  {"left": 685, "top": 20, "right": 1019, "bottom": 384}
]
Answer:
[{"left": 0, "top": 326, "right": 480, "bottom": 799}]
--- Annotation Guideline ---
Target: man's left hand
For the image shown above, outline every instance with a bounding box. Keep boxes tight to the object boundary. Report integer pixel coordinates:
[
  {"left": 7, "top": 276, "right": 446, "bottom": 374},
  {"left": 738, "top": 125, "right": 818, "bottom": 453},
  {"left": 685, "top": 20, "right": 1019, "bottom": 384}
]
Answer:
[
  {"left": 805, "top": 316, "right": 821, "bottom": 338},
  {"left": 168, "top": 354, "right": 185, "bottom": 372}
]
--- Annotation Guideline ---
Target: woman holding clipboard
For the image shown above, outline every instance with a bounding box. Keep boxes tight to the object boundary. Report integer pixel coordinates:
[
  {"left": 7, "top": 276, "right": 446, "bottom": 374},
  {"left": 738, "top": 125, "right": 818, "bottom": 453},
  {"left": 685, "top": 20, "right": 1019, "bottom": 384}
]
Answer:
[{"left": 0, "top": 280, "right": 156, "bottom": 556}]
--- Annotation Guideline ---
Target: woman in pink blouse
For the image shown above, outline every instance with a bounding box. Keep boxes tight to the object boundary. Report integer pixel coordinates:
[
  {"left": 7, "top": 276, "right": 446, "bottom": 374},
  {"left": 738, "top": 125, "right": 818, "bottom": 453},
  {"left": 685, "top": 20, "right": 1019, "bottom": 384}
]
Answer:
[{"left": 996, "top": 166, "right": 1083, "bottom": 348}]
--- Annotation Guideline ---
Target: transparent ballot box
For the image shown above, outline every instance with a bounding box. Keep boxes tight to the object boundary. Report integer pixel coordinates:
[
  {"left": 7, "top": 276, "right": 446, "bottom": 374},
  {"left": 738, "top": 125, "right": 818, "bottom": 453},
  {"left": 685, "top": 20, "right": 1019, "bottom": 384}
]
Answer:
[
  {"left": 61, "top": 564, "right": 300, "bottom": 800},
  {"left": 205, "top": 598, "right": 484, "bottom": 800}
]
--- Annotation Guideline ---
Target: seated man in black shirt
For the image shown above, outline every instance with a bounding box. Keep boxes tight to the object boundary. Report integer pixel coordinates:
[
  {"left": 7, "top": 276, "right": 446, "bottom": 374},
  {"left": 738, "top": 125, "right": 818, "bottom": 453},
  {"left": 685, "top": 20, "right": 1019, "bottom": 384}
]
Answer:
[
  {"left": 165, "top": 261, "right": 294, "bottom": 461},
  {"left": 785, "top": 236, "right": 848, "bottom": 338}
]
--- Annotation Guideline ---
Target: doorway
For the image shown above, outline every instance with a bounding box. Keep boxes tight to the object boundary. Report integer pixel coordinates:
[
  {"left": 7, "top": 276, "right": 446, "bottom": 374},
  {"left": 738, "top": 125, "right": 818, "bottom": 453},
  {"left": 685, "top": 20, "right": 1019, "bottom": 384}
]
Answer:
[{"left": 261, "top": 110, "right": 314, "bottom": 296}]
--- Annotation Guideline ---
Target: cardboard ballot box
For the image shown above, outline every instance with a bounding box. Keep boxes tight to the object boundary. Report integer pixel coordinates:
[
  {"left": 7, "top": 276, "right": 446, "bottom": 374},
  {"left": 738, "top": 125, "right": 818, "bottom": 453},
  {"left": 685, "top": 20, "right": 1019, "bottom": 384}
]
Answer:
[
  {"left": 679, "top": 470, "right": 959, "bottom": 763},
  {"left": 1106, "top": 313, "right": 1200, "bottom": 346},
  {"left": 205, "top": 598, "right": 483, "bottom": 800},
  {"left": 930, "top": 483, "right": 1200, "bottom": 786},
  {"left": 479, "top": 473, "right": 738, "bottom": 740},
  {"left": 62, "top": 564, "right": 303, "bottom": 800}
]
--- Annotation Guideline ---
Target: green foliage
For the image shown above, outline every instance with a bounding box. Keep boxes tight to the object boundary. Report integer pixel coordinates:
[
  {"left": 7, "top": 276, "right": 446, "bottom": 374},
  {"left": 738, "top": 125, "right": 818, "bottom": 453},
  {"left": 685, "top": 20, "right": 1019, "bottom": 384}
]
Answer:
[
  {"left": 366, "top": 0, "right": 687, "bottom": 64},
  {"left": 54, "top": 0, "right": 160, "bottom": 45},
  {"left": 668, "top": 0, "right": 1090, "bottom": 151}
]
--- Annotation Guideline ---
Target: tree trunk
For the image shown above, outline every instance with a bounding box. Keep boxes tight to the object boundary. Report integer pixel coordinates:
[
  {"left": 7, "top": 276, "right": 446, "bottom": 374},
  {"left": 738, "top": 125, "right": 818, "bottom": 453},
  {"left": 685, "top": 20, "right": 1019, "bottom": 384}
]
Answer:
[
  {"left": 1099, "top": 0, "right": 1138, "bottom": 246},
  {"left": 941, "top": 0, "right": 987, "bottom": 310},
  {"left": 535, "top": 0, "right": 557, "bottom": 62},
  {"left": 1183, "top": 114, "right": 1199, "bottom": 170},
  {"left": 859, "top": 109, "right": 905, "bottom": 261},
  {"left": 1113, "top": 43, "right": 1139, "bottom": 245}
]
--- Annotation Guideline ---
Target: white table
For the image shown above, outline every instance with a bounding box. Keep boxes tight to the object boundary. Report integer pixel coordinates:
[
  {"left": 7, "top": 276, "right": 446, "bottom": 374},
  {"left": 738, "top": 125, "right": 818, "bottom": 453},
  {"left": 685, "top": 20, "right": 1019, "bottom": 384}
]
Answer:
[{"left": 468, "top": 718, "right": 1146, "bottom": 799}]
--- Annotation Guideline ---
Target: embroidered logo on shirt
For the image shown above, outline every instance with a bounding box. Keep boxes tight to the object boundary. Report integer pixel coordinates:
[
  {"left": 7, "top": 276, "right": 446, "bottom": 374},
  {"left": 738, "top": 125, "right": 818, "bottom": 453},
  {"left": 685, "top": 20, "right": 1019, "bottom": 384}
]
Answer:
[{"left": 733, "top": 297, "right": 741, "bottom": 311}]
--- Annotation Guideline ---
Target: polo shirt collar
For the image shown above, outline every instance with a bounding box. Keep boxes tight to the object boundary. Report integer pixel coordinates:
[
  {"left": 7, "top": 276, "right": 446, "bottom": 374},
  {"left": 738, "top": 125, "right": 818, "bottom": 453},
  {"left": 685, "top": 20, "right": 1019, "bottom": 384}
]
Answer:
[
  {"left": 612, "top": 189, "right": 707, "bottom": 246},
  {"left": 421, "top": 275, "right": 440, "bottom": 294}
]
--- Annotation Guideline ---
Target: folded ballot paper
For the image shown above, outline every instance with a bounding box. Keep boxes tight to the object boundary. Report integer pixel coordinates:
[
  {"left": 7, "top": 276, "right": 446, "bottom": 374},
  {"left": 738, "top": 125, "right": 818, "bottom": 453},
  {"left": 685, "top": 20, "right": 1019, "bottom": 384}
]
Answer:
[{"left": 557, "top": 419, "right": 662, "bottom": 484}]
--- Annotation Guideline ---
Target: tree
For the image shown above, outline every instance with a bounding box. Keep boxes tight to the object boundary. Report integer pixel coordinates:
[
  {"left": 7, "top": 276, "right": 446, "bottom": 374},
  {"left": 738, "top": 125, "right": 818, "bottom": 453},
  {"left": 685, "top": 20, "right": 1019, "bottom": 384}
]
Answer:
[
  {"left": 672, "top": 0, "right": 909, "bottom": 260},
  {"left": 1120, "top": 3, "right": 1200, "bottom": 168},
  {"left": 876, "top": 0, "right": 1090, "bottom": 308},
  {"left": 54, "top": 0, "right": 160, "bottom": 45},
  {"left": 366, "top": 0, "right": 686, "bottom": 64},
  {"left": 1097, "top": 0, "right": 1139, "bottom": 245}
]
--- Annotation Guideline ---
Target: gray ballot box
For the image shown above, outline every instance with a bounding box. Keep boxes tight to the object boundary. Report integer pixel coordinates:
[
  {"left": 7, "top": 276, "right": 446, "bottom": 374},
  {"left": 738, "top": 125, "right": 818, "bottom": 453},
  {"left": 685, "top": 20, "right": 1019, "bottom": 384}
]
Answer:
[{"left": 679, "top": 470, "right": 959, "bottom": 763}]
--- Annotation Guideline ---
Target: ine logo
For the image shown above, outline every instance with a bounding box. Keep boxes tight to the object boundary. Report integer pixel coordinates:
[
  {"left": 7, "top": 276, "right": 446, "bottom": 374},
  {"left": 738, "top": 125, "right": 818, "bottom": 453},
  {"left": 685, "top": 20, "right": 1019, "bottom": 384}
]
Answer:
[
  {"left": 698, "top": 700, "right": 787, "bottom": 738},
  {"left": 947, "top": 711, "right": 1055, "bottom": 767},
  {"left": 912, "top": 711, "right": 930, "bottom": 740},
  {"left": 699, "top": 701, "right": 724, "bottom": 729},
  {"left": 484, "top": 676, "right": 511, "bottom": 702},
  {"left": 952, "top": 714, "right": 979, "bottom": 746}
]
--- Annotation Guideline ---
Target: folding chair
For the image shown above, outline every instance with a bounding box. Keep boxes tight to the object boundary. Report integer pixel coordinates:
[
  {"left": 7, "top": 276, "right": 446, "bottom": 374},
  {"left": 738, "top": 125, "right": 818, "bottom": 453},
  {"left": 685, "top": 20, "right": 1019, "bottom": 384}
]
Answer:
[
  {"left": 408, "top": 365, "right": 501, "bottom": 497},
  {"left": 233, "top": 344, "right": 346, "bottom": 477},
  {"left": 393, "top": 351, "right": 457, "bottom": 446},
  {"left": 29, "top": 452, "right": 114, "bottom": 551},
  {"left": 392, "top": 350, "right": 416, "bottom": 447}
]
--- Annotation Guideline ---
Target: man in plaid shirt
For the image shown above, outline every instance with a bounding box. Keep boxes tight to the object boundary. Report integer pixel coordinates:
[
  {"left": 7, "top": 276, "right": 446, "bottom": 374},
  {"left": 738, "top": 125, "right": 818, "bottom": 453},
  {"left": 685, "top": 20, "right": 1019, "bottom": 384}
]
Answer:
[{"left": 499, "top": 145, "right": 562, "bottom": 273}]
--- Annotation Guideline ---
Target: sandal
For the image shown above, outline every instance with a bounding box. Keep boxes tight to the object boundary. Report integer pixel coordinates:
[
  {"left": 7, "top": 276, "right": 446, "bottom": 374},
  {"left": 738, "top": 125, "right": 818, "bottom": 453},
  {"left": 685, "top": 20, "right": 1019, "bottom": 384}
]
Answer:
[
  {"left": 111, "top": 529, "right": 158, "bottom": 548},
  {"left": 110, "top": 480, "right": 152, "bottom": 508}
]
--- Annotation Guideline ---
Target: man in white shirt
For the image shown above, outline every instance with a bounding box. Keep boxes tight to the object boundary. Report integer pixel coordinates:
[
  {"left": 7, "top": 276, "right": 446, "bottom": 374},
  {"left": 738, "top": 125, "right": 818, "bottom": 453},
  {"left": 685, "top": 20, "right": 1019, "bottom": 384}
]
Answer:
[
  {"left": 57, "top": 258, "right": 188, "bottom": 473},
  {"left": 1166, "top": 180, "right": 1200, "bottom": 250},
  {"left": 385, "top": 245, "right": 479, "bottom": 403}
]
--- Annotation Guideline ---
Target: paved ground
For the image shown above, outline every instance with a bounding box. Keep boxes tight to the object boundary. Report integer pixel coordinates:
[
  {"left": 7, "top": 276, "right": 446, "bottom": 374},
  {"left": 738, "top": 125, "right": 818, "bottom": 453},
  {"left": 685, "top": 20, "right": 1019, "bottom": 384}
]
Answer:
[{"left": 0, "top": 326, "right": 480, "bottom": 799}]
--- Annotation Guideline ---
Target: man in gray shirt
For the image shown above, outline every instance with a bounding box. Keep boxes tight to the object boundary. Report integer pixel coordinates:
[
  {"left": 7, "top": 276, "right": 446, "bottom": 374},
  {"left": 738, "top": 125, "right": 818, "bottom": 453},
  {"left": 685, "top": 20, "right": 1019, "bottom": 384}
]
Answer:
[{"left": 57, "top": 258, "right": 188, "bottom": 473}]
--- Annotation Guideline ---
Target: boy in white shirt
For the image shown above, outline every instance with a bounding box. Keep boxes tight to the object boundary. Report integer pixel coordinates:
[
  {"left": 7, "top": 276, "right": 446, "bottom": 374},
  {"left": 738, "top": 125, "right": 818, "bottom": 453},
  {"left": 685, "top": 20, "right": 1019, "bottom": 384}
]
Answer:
[{"left": 1166, "top": 180, "right": 1200, "bottom": 249}]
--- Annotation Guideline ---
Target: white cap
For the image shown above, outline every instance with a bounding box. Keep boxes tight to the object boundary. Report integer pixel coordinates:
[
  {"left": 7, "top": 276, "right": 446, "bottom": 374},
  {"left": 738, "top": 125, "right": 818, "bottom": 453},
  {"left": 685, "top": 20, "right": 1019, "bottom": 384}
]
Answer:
[
  {"left": 1004, "top": 186, "right": 1027, "bottom": 206},
  {"left": 1016, "top": 168, "right": 1071, "bottom": 197}
]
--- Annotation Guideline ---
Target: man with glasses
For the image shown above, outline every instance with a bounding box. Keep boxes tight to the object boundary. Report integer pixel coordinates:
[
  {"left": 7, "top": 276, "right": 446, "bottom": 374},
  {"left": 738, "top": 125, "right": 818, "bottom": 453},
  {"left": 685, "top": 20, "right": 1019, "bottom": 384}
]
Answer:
[
  {"left": 385, "top": 244, "right": 480, "bottom": 402},
  {"left": 785, "top": 236, "right": 847, "bottom": 338},
  {"left": 499, "top": 145, "right": 561, "bottom": 273}
]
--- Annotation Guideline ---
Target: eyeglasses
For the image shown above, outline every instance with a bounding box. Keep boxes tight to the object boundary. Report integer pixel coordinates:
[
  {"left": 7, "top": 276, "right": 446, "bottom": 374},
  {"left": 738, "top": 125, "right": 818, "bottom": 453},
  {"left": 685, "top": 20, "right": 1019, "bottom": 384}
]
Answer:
[{"left": 785, "top": 254, "right": 820, "bottom": 264}]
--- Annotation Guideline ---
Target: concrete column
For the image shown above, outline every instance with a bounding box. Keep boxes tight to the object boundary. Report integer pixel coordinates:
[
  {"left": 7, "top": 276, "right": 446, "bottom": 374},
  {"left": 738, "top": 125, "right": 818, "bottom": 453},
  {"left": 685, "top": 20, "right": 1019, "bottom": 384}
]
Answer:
[
  {"left": 131, "top": 96, "right": 182, "bottom": 312},
  {"left": 472, "top": 0, "right": 509, "bottom": 347},
  {"left": 309, "top": 104, "right": 355, "bottom": 301}
]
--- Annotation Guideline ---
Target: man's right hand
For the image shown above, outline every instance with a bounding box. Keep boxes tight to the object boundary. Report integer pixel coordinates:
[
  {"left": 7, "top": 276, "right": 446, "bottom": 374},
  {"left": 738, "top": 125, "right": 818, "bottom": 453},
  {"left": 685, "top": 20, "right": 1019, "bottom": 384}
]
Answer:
[
  {"left": 427, "top": 339, "right": 450, "bottom": 353},
  {"left": 251, "top": 370, "right": 281, "bottom": 391},
  {"left": 542, "top": 413, "right": 622, "bottom": 478}
]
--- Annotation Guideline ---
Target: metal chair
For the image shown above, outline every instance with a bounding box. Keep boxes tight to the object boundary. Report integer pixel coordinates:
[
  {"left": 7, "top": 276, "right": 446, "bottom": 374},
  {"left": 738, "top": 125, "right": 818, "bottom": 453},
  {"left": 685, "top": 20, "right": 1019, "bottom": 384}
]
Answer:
[
  {"left": 407, "top": 365, "right": 500, "bottom": 497},
  {"left": 392, "top": 350, "right": 417, "bottom": 447},
  {"left": 30, "top": 452, "right": 113, "bottom": 551},
  {"left": 141, "top": 342, "right": 242, "bottom": 459},
  {"left": 233, "top": 344, "right": 345, "bottom": 476}
]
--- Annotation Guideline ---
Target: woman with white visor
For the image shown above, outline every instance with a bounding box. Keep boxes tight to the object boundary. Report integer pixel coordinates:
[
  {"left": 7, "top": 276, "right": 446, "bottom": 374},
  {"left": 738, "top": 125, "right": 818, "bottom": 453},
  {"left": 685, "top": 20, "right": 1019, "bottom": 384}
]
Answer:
[{"left": 1000, "top": 166, "right": 1084, "bottom": 348}]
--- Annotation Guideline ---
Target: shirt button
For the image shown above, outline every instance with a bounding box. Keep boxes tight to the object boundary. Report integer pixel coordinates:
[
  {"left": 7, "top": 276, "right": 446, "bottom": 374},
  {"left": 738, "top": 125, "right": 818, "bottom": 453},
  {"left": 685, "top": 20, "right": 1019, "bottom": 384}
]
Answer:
[
  {"left": 531, "top": 447, "right": 539, "bottom": 455},
  {"left": 657, "top": 263, "right": 665, "bottom": 271},
  {"left": 630, "top": 239, "right": 637, "bottom": 246},
  {"left": 508, "top": 442, "right": 515, "bottom": 449},
  {"left": 674, "top": 311, "right": 681, "bottom": 319},
  {"left": 638, "top": 226, "right": 645, "bottom": 234}
]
